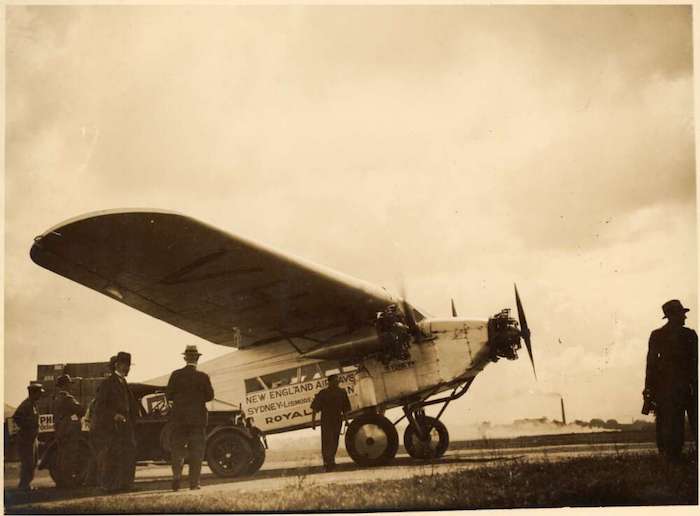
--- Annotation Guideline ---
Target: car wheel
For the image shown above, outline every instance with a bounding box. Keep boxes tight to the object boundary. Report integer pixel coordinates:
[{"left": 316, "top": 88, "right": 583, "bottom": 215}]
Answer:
[
  {"left": 49, "top": 439, "right": 92, "bottom": 488},
  {"left": 245, "top": 437, "right": 266, "bottom": 475},
  {"left": 206, "top": 431, "right": 253, "bottom": 478}
]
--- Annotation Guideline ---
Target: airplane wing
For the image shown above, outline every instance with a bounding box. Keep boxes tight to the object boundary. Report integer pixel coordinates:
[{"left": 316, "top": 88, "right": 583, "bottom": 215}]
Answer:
[{"left": 30, "top": 210, "right": 407, "bottom": 351}]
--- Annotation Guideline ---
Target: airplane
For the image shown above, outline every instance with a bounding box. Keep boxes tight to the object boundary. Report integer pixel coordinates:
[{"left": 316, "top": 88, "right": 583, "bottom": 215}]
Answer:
[{"left": 30, "top": 209, "right": 535, "bottom": 470}]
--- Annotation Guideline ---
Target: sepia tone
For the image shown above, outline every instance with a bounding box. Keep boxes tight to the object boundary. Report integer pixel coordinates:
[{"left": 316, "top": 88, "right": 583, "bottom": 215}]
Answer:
[{"left": 3, "top": 4, "right": 697, "bottom": 513}]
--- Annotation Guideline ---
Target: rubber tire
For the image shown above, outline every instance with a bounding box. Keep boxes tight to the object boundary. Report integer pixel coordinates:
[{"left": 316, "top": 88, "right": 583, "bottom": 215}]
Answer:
[
  {"left": 48, "top": 439, "right": 92, "bottom": 488},
  {"left": 345, "top": 414, "right": 399, "bottom": 467},
  {"left": 403, "top": 416, "right": 449, "bottom": 459},
  {"left": 206, "top": 431, "right": 253, "bottom": 478},
  {"left": 244, "top": 437, "right": 266, "bottom": 475}
]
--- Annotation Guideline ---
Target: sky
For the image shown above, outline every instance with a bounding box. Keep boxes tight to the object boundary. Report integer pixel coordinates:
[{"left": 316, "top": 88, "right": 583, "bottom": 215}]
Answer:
[{"left": 5, "top": 5, "right": 696, "bottom": 431}]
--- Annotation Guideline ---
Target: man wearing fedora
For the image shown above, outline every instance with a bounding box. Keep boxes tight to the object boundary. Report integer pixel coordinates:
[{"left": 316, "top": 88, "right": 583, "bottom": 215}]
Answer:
[
  {"left": 167, "top": 345, "right": 215, "bottom": 491},
  {"left": 644, "top": 299, "right": 698, "bottom": 462},
  {"left": 13, "top": 382, "right": 45, "bottom": 490},
  {"left": 52, "top": 374, "right": 86, "bottom": 485},
  {"left": 94, "top": 351, "right": 139, "bottom": 491}
]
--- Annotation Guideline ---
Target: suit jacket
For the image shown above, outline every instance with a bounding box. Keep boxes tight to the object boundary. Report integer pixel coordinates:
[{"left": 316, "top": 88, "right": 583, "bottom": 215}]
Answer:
[
  {"left": 167, "top": 365, "right": 214, "bottom": 426},
  {"left": 94, "top": 373, "right": 139, "bottom": 440},
  {"left": 13, "top": 398, "right": 39, "bottom": 442},
  {"left": 645, "top": 324, "right": 698, "bottom": 400}
]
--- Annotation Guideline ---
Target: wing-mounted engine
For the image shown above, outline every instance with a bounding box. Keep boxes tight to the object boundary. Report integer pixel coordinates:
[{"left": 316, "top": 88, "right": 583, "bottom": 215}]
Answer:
[{"left": 300, "top": 303, "right": 430, "bottom": 364}]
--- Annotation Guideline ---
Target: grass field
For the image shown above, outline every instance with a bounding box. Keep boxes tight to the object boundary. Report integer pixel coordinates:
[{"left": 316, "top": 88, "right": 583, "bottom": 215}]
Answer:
[{"left": 7, "top": 452, "right": 697, "bottom": 513}]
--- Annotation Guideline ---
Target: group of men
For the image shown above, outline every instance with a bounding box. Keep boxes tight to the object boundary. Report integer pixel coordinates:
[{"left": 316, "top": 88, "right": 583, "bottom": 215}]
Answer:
[
  {"left": 12, "top": 297, "right": 697, "bottom": 492},
  {"left": 13, "top": 345, "right": 215, "bottom": 493}
]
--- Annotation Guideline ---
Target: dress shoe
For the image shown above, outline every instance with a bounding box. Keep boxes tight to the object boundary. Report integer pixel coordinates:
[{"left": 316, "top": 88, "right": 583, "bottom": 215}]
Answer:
[{"left": 190, "top": 484, "right": 201, "bottom": 490}]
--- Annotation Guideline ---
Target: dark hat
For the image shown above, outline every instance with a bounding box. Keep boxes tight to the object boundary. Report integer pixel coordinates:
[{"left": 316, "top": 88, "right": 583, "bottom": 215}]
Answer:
[
  {"left": 662, "top": 299, "right": 690, "bottom": 319},
  {"left": 28, "top": 382, "right": 45, "bottom": 393},
  {"left": 183, "top": 345, "right": 202, "bottom": 357},
  {"left": 115, "top": 351, "right": 132, "bottom": 365},
  {"left": 56, "top": 374, "right": 73, "bottom": 387}
]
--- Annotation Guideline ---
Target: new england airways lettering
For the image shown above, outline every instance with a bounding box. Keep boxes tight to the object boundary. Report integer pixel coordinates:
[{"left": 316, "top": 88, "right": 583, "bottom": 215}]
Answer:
[{"left": 244, "top": 374, "right": 356, "bottom": 428}]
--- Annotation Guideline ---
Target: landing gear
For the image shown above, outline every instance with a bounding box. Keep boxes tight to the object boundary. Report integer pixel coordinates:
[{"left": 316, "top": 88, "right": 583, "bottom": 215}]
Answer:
[
  {"left": 345, "top": 414, "right": 399, "bottom": 467},
  {"left": 403, "top": 415, "right": 449, "bottom": 459}
]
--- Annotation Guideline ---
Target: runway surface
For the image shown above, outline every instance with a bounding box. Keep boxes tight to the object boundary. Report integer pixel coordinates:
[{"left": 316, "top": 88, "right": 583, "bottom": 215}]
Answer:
[{"left": 4, "top": 441, "right": 657, "bottom": 511}]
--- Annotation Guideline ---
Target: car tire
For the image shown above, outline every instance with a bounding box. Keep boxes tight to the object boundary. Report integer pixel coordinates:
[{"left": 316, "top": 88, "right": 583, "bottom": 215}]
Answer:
[
  {"left": 49, "top": 439, "right": 92, "bottom": 488},
  {"left": 206, "top": 431, "right": 253, "bottom": 478},
  {"left": 245, "top": 437, "right": 266, "bottom": 475}
]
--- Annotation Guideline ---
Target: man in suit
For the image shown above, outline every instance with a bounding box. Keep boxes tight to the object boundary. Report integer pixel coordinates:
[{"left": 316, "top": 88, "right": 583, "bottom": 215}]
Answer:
[
  {"left": 167, "top": 345, "right": 215, "bottom": 491},
  {"left": 644, "top": 299, "right": 698, "bottom": 462},
  {"left": 94, "top": 351, "right": 139, "bottom": 492},
  {"left": 311, "top": 374, "right": 351, "bottom": 472},
  {"left": 13, "top": 382, "right": 45, "bottom": 490},
  {"left": 85, "top": 355, "right": 117, "bottom": 487},
  {"left": 52, "top": 374, "right": 86, "bottom": 486}
]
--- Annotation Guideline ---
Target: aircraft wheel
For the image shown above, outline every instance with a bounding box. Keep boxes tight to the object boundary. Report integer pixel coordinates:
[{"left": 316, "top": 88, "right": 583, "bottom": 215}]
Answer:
[
  {"left": 206, "top": 431, "right": 253, "bottom": 478},
  {"left": 244, "top": 437, "right": 266, "bottom": 475},
  {"left": 404, "top": 416, "right": 449, "bottom": 459},
  {"left": 345, "top": 414, "right": 399, "bottom": 467}
]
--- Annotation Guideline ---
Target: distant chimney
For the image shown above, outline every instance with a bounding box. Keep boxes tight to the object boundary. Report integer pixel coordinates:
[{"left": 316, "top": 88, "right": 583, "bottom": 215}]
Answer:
[{"left": 560, "top": 397, "right": 567, "bottom": 425}]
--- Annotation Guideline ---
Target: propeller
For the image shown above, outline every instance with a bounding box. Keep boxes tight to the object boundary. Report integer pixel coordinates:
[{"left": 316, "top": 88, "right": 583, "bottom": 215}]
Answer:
[
  {"left": 451, "top": 299, "right": 458, "bottom": 317},
  {"left": 514, "top": 284, "right": 536, "bottom": 380}
]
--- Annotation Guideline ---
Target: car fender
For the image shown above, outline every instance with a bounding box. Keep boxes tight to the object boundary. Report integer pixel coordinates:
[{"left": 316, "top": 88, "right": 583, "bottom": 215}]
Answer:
[{"left": 206, "top": 425, "right": 253, "bottom": 444}]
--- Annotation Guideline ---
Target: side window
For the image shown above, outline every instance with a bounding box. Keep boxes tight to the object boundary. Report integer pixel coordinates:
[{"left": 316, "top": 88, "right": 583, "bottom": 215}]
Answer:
[
  {"left": 142, "top": 393, "right": 169, "bottom": 416},
  {"left": 245, "top": 377, "right": 265, "bottom": 394},
  {"left": 299, "top": 363, "right": 322, "bottom": 382},
  {"left": 320, "top": 360, "right": 341, "bottom": 377},
  {"left": 260, "top": 367, "right": 298, "bottom": 389}
]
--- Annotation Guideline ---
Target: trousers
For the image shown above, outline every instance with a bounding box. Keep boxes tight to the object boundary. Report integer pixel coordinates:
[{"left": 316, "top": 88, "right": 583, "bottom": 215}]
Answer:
[
  {"left": 321, "top": 419, "right": 342, "bottom": 467},
  {"left": 655, "top": 387, "right": 698, "bottom": 460},
  {"left": 170, "top": 424, "right": 206, "bottom": 487},
  {"left": 17, "top": 438, "right": 37, "bottom": 489}
]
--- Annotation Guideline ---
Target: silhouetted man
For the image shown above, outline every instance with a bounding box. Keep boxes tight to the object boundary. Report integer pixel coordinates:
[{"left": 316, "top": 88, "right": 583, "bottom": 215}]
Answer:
[
  {"left": 13, "top": 382, "right": 45, "bottom": 490},
  {"left": 311, "top": 374, "right": 351, "bottom": 472},
  {"left": 167, "top": 345, "right": 214, "bottom": 491},
  {"left": 94, "top": 351, "right": 139, "bottom": 491},
  {"left": 644, "top": 299, "right": 698, "bottom": 462},
  {"left": 52, "top": 374, "right": 86, "bottom": 486}
]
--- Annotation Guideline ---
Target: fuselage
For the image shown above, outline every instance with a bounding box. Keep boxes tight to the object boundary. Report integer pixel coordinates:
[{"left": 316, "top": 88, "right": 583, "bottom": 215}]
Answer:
[{"left": 185, "top": 317, "right": 493, "bottom": 434}]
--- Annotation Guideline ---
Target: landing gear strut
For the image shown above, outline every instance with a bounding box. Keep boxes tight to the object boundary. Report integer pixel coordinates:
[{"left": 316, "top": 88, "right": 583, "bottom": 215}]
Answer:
[{"left": 403, "top": 412, "right": 449, "bottom": 459}]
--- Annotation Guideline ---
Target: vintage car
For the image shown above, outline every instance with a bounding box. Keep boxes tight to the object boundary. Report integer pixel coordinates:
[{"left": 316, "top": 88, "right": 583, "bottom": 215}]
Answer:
[{"left": 36, "top": 383, "right": 266, "bottom": 488}]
